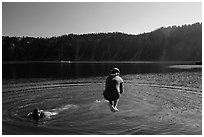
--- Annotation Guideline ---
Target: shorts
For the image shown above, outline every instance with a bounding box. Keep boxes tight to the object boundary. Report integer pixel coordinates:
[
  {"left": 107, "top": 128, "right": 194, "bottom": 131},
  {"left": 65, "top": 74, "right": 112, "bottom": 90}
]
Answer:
[{"left": 103, "top": 90, "right": 120, "bottom": 101}]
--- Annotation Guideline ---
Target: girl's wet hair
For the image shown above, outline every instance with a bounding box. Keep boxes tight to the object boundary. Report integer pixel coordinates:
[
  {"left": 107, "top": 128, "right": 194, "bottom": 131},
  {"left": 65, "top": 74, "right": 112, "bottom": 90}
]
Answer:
[{"left": 111, "top": 68, "right": 120, "bottom": 74}]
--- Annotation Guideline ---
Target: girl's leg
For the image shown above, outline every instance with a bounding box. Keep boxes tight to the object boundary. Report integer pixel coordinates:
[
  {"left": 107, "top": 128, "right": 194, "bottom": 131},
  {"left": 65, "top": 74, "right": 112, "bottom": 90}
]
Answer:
[
  {"left": 109, "top": 101, "right": 113, "bottom": 106},
  {"left": 108, "top": 101, "right": 115, "bottom": 112},
  {"left": 113, "top": 99, "right": 119, "bottom": 111}
]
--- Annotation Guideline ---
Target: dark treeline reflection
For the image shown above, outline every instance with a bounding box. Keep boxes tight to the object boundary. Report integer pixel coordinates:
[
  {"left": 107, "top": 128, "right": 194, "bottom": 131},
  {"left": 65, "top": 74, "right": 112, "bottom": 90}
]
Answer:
[
  {"left": 2, "top": 23, "right": 202, "bottom": 62},
  {"left": 2, "top": 62, "right": 199, "bottom": 79}
]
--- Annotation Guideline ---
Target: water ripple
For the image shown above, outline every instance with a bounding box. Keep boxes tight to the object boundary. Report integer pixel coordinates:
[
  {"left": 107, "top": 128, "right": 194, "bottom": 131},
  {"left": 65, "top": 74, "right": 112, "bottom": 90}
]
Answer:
[{"left": 2, "top": 81, "right": 201, "bottom": 135}]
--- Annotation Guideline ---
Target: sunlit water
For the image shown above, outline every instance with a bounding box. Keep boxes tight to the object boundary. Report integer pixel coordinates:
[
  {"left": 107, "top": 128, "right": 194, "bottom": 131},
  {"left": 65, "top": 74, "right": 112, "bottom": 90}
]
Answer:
[{"left": 2, "top": 62, "right": 202, "bottom": 134}]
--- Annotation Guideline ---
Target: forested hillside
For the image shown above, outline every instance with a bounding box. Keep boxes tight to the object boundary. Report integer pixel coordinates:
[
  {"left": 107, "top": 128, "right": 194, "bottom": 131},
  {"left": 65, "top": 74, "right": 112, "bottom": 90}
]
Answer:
[{"left": 2, "top": 22, "right": 202, "bottom": 61}]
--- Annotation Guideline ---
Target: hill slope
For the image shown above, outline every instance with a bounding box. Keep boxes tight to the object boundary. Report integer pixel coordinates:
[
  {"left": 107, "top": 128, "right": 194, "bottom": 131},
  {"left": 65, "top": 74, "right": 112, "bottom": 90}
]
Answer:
[{"left": 2, "top": 23, "right": 202, "bottom": 61}]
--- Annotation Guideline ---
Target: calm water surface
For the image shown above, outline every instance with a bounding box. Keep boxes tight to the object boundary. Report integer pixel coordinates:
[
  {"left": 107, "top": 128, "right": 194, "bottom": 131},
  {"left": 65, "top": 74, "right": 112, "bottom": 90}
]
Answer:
[
  {"left": 2, "top": 61, "right": 198, "bottom": 79},
  {"left": 2, "top": 62, "right": 202, "bottom": 135}
]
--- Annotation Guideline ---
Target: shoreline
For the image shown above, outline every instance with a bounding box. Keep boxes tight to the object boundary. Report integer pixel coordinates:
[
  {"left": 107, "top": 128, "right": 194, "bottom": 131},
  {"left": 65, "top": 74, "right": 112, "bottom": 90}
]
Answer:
[{"left": 2, "top": 60, "right": 199, "bottom": 64}]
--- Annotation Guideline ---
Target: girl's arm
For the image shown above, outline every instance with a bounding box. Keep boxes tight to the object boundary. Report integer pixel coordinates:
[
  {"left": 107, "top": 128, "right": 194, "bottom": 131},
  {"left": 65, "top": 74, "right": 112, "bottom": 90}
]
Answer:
[{"left": 120, "top": 82, "right": 124, "bottom": 94}]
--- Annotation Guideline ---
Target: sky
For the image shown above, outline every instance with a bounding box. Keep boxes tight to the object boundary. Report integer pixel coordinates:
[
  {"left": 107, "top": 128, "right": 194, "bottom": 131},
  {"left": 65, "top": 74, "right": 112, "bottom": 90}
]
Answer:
[{"left": 2, "top": 2, "right": 202, "bottom": 37}]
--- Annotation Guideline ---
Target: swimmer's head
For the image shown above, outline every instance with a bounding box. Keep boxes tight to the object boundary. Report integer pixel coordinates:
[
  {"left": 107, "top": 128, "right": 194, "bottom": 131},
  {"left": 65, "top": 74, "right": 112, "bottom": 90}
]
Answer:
[
  {"left": 33, "top": 108, "right": 39, "bottom": 114},
  {"left": 111, "top": 68, "right": 120, "bottom": 75}
]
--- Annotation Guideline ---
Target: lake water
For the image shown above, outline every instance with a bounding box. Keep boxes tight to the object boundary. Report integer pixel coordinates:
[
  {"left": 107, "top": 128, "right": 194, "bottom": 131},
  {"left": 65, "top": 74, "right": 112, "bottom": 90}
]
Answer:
[
  {"left": 2, "top": 61, "right": 199, "bottom": 79},
  {"left": 2, "top": 62, "right": 202, "bottom": 135}
]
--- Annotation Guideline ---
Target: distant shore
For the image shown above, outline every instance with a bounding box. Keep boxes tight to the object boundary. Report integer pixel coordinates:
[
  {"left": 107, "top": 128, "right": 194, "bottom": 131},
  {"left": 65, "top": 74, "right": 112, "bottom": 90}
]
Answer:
[{"left": 2, "top": 60, "right": 200, "bottom": 64}]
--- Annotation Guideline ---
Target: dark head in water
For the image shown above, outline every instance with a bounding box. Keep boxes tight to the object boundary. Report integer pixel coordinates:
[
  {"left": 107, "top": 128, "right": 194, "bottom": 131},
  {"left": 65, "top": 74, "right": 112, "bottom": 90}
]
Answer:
[
  {"left": 32, "top": 108, "right": 41, "bottom": 120},
  {"left": 33, "top": 108, "right": 39, "bottom": 114},
  {"left": 27, "top": 108, "right": 45, "bottom": 121}
]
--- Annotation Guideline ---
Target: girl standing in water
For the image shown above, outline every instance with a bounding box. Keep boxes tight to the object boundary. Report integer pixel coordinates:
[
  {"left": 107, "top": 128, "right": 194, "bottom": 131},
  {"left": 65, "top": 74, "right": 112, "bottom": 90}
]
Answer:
[{"left": 103, "top": 68, "right": 124, "bottom": 112}]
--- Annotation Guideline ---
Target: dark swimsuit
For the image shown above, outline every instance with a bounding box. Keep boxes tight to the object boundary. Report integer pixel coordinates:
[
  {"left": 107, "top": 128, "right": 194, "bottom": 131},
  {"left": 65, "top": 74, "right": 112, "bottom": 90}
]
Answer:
[
  {"left": 103, "top": 90, "right": 120, "bottom": 101},
  {"left": 103, "top": 75, "right": 122, "bottom": 101}
]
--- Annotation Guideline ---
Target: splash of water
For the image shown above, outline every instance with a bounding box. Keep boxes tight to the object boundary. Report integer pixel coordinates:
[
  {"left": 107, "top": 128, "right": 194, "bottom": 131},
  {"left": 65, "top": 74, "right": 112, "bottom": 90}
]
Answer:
[{"left": 43, "top": 104, "right": 78, "bottom": 118}]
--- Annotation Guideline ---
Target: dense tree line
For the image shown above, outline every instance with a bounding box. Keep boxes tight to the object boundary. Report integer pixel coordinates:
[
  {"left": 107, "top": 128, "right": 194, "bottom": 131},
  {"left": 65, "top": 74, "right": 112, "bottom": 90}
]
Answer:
[{"left": 2, "top": 22, "right": 202, "bottom": 61}]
